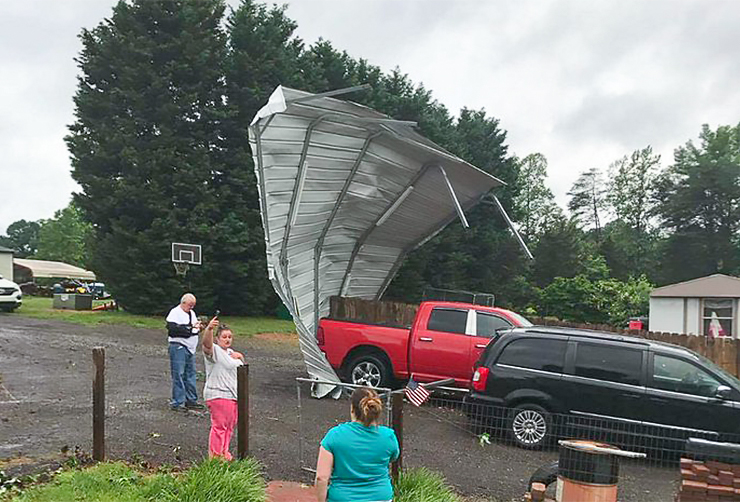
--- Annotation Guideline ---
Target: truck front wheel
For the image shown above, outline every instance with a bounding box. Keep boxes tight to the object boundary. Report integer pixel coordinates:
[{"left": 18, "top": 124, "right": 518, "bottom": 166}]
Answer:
[{"left": 347, "top": 353, "right": 392, "bottom": 388}]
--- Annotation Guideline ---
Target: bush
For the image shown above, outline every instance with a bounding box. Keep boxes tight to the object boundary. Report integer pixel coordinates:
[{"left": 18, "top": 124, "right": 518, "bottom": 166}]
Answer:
[
  {"left": 9, "top": 459, "right": 265, "bottom": 502},
  {"left": 161, "top": 458, "right": 266, "bottom": 502},
  {"left": 394, "top": 468, "right": 460, "bottom": 502}
]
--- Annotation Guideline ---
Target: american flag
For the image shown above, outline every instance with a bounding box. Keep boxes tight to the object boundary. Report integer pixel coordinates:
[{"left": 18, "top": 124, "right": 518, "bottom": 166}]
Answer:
[{"left": 404, "top": 377, "right": 431, "bottom": 407}]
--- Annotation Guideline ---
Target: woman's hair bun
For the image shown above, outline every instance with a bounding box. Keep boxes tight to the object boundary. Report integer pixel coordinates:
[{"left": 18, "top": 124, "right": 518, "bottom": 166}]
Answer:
[{"left": 351, "top": 387, "right": 383, "bottom": 426}]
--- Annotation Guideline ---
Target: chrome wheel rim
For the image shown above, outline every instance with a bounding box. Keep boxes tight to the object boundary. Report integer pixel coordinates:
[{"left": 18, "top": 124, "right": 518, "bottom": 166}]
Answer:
[
  {"left": 351, "top": 361, "right": 381, "bottom": 387},
  {"left": 512, "top": 410, "right": 547, "bottom": 445}
]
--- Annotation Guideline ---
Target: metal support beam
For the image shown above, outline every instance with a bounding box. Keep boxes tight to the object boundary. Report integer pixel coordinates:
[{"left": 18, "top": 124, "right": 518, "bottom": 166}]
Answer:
[
  {"left": 313, "top": 132, "right": 382, "bottom": 333},
  {"left": 437, "top": 165, "right": 469, "bottom": 229},
  {"left": 374, "top": 193, "right": 486, "bottom": 300},
  {"left": 290, "top": 84, "right": 371, "bottom": 104},
  {"left": 279, "top": 114, "right": 332, "bottom": 293},
  {"left": 490, "top": 195, "right": 534, "bottom": 260},
  {"left": 340, "top": 165, "right": 432, "bottom": 296}
]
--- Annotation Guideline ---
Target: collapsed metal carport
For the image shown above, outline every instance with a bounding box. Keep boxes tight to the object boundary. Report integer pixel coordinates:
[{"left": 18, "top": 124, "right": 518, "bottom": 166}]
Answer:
[{"left": 249, "top": 85, "right": 525, "bottom": 395}]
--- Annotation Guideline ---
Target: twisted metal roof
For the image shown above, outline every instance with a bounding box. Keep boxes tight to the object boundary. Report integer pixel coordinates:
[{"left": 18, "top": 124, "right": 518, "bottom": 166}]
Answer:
[{"left": 249, "top": 85, "right": 508, "bottom": 394}]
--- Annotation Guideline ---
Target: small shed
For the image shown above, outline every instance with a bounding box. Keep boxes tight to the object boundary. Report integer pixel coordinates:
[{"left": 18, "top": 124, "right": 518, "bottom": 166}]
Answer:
[
  {"left": 13, "top": 258, "right": 96, "bottom": 282},
  {"left": 649, "top": 274, "right": 740, "bottom": 338},
  {"left": 0, "top": 246, "right": 13, "bottom": 280}
]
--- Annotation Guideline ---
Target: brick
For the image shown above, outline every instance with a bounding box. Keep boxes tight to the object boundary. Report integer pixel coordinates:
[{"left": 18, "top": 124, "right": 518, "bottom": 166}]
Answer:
[
  {"left": 709, "top": 474, "right": 721, "bottom": 485},
  {"left": 732, "top": 464, "right": 740, "bottom": 476},
  {"left": 681, "top": 457, "right": 695, "bottom": 469},
  {"left": 682, "top": 479, "right": 708, "bottom": 493},
  {"left": 718, "top": 470, "right": 734, "bottom": 486},
  {"left": 530, "top": 482, "right": 546, "bottom": 502},
  {"left": 733, "top": 477, "right": 740, "bottom": 488},
  {"left": 708, "top": 484, "right": 734, "bottom": 496},
  {"left": 694, "top": 464, "right": 712, "bottom": 479},
  {"left": 682, "top": 469, "right": 699, "bottom": 481},
  {"left": 708, "top": 461, "right": 732, "bottom": 473}
]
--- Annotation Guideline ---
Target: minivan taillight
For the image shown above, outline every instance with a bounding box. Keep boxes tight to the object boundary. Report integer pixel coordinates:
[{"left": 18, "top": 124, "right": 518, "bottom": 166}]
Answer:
[
  {"left": 316, "top": 326, "right": 325, "bottom": 346},
  {"left": 472, "top": 366, "right": 489, "bottom": 392}
]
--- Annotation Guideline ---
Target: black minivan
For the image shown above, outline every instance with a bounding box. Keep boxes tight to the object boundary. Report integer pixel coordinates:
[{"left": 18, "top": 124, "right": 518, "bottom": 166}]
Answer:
[{"left": 466, "top": 327, "right": 740, "bottom": 450}]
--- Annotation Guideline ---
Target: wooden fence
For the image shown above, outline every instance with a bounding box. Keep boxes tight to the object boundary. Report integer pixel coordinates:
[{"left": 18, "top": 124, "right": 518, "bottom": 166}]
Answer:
[
  {"left": 329, "top": 296, "right": 740, "bottom": 378},
  {"left": 329, "top": 296, "right": 418, "bottom": 328}
]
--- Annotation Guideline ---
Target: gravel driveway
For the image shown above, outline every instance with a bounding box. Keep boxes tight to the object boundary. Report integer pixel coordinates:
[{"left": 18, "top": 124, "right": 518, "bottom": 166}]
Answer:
[{"left": 0, "top": 315, "right": 678, "bottom": 501}]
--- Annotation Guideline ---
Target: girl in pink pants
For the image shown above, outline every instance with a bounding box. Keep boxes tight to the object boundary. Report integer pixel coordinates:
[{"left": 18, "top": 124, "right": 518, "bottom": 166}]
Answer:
[{"left": 202, "top": 318, "right": 244, "bottom": 459}]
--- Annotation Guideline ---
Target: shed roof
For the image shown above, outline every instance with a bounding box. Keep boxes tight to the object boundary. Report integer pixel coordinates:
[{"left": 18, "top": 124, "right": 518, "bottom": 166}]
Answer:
[
  {"left": 0, "top": 245, "right": 13, "bottom": 253},
  {"left": 650, "top": 274, "right": 740, "bottom": 298},
  {"left": 14, "top": 258, "right": 96, "bottom": 281},
  {"left": 250, "top": 85, "right": 512, "bottom": 392}
]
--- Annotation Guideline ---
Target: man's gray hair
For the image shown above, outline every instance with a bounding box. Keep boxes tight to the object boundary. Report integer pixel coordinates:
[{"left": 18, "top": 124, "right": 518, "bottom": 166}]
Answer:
[{"left": 180, "top": 293, "right": 196, "bottom": 304}]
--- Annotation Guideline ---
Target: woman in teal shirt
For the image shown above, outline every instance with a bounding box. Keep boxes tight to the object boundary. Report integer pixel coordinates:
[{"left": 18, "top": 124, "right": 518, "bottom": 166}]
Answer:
[{"left": 316, "top": 387, "right": 400, "bottom": 502}]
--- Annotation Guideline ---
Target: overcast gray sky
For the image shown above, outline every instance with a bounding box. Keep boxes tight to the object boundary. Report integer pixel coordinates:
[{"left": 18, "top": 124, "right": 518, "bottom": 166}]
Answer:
[{"left": 1, "top": 0, "right": 739, "bottom": 234}]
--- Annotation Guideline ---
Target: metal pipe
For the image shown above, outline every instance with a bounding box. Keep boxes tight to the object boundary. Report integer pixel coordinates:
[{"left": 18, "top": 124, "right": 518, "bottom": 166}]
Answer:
[
  {"left": 491, "top": 195, "right": 534, "bottom": 260},
  {"left": 297, "top": 381, "right": 303, "bottom": 468},
  {"left": 437, "top": 165, "right": 469, "bottom": 228},
  {"left": 289, "top": 84, "right": 371, "bottom": 104}
]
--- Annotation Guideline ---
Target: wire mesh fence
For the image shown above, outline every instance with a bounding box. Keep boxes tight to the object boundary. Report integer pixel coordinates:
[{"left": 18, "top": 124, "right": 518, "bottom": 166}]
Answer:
[
  {"left": 294, "top": 378, "right": 394, "bottom": 474},
  {"left": 399, "top": 392, "right": 734, "bottom": 502}
]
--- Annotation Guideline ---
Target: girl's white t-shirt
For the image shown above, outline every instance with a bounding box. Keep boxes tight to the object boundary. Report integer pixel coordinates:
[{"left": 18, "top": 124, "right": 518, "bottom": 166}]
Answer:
[{"left": 203, "top": 344, "right": 243, "bottom": 401}]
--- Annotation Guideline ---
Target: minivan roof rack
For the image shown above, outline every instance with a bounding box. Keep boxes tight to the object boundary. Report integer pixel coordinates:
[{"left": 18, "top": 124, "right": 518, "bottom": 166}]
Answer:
[{"left": 422, "top": 287, "right": 495, "bottom": 307}]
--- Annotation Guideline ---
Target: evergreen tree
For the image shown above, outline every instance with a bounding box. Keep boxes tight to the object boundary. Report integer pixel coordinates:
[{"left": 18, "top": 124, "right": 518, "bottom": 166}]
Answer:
[
  {"left": 567, "top": 167, "right": 608, "bottom": 237},
  {"left": 68, "top": 0, "right": 257, "bottom": 314},
  {"left": 531, "top": 215, "right": 589, "bottom": 287},
  {"left": 653, "top": 123, "right": 740, "bottom": 283}
]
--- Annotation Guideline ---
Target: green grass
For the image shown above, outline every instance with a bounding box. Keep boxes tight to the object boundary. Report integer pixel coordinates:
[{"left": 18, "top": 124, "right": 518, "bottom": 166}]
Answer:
[
  {"left": 12, "top": 297, "right": 296, "bottom": 337},
  {"left": 7, "top": 459, "right": 266, "bottom": 502},
  {"left": 394, "top": 468, "right": 461, "bottom": 502}
]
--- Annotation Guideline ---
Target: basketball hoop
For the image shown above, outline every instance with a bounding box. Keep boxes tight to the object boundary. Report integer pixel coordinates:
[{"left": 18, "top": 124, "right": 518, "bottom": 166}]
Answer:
[
  {"left": 171, "top": 242, "right": 201, "bottom": 279},
  {"left": 173, "top": 262, "right": 190, "bottom": 277}
]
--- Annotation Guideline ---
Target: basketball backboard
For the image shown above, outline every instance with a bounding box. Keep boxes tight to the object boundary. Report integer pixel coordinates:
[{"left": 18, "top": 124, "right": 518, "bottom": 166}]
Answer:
[{"left": 171, "top": 243, "right": 202, "bottom": 265}]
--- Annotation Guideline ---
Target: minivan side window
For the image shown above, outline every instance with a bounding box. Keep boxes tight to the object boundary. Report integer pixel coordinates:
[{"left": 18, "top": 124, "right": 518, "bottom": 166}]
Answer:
[
  {"left": 476, "top": 312, "right": 512, "bottom": 338},
  {"left": 496, "top": 338, "right": 567, "bottom": 373},
  {"left": 575, "top": 344, "right": 642, "bottom": 386},
  {"left": 652, "top": 354, "right": 722, "bottom": 397},
  {"left": 427, "top": 308, "right": 468, "bottom": 335}
]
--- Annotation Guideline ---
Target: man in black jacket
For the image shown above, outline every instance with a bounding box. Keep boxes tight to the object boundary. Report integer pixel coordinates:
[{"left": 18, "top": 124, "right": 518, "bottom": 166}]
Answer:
[{"left": 166, "top": 293, "right": 205, "bottom": 411}]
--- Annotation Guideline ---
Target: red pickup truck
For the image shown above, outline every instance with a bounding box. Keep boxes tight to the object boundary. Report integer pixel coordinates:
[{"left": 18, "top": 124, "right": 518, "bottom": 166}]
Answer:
[{"left": 317, "top": 301, "right": 532, "bottom": 388}]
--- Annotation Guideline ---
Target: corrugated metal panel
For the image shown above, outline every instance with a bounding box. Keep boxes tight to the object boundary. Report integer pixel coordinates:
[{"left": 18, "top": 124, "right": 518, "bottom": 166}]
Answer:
[{"left": 249, "top": 86, "right": 506, "bottom": 395}]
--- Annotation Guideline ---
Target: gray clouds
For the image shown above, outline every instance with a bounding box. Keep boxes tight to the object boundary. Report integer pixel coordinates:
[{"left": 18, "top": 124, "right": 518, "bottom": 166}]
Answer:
[{"left": 1, "top": 0, "right": 739, "bottom": 231}]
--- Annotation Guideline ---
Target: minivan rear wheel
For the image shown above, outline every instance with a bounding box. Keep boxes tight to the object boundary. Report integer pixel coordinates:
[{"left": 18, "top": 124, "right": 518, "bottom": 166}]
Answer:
[{"left": 510, "top": 404, "right": 550, "bottom": 449}]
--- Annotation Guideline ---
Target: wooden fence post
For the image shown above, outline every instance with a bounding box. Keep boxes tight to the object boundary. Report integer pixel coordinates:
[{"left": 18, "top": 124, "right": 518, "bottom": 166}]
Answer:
[
  {"left": 237, "top": 364, "right": 250, "bottom": 459},
  {"left": 391, "top": 392, "right": 403, "bottom": 480},
  {"left": 92, "top": 347, "right": 105, "bottom": 462}
]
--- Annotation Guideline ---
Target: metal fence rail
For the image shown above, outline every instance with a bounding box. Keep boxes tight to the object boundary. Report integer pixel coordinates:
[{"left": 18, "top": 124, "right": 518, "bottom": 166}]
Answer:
[
  {"left": 294, "top": 378, "right": 392, "bottom": 474},
  {"left": 400, "top": 394, "right": 722, "bottom": 502}
]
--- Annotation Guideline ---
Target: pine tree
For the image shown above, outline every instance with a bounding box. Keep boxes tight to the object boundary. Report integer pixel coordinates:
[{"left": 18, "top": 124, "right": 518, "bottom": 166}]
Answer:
[
  {"left": 68, "top": 0, "right": 258, "bottom": 314},
  {"left": 653, "top": 123, "right": 740, "bottom": 283},
  {"left": 567, "top": 167, "right": 608, "bottom": 237}
]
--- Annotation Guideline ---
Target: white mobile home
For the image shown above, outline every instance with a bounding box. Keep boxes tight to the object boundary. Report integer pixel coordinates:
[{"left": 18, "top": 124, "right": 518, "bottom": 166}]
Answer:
[{"left": 649, "top": 274, "right": 740, "bottom": 338}]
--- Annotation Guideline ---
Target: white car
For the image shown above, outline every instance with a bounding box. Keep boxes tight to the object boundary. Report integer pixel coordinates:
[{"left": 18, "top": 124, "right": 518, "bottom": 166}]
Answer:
[{"left": 0, "top": 276, "right": 22, "bottom": 312}]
